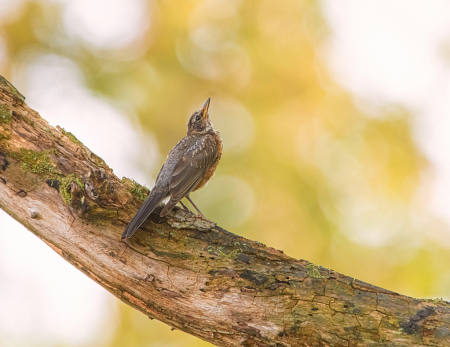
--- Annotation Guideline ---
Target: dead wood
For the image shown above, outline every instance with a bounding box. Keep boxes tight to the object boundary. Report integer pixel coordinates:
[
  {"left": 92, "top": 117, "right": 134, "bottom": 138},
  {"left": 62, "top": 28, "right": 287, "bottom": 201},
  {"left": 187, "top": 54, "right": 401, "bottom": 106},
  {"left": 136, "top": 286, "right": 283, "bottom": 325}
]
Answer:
[{"left": 0, "top": 76, "right": 449, "bottom": 347}]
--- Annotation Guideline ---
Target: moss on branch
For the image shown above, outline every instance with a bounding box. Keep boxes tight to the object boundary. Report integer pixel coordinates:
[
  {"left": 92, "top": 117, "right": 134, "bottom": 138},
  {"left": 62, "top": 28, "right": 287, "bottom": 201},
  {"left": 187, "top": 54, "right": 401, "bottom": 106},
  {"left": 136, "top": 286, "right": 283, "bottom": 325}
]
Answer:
[
  {"left": 59, "top": 174, "right": 84, "bottom": 204},
  {"left": 10, "top": 148, "right": 61, "bottom": 179},
  {"left": 61, "top": 128, "right": 81, "bottom": 145},
  {"left": 121, "top": 177, "right": 150, "bottom": 201},
  {"left": 0, "top": 104, "right": 12, "bottom": 125}
]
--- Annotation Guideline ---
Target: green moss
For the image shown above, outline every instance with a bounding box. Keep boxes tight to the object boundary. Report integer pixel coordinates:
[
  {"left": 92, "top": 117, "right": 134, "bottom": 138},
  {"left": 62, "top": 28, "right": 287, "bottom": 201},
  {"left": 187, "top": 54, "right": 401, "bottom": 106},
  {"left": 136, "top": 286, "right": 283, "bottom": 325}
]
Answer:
[
  {"left": 10, "top": 148, "right": 61, "bottom": 179},
  {"left": 423, "top": 298, "right": 450, "bottom": 308},
  {"left": 0, "top": 104, "right": 12, "bottom": 125},
  {"left": 218, "top": 248, "right": 238, "bottom": 260},
  {"left": 59, "top": 174, "right": 84, "bottom": 204},
  {"left": 0, "top": 133, "right": 10, "bottom": 141},
  {"left": 8, "top": 146, "right": 91, "bottom": 208},
  {"left": 22, "top": 116, "right": 33, "bottom": 126},
  {"left": 0, "top": 75, "right": 25, "bottom": 104},
  {"left": 121, "top": 177, "right": 149, "bottom": 201},
  {"left": 61, "top": 128, "right": 81, "bottom": 145},
  {"left": 305, "top": 263, "right": 324, "bottom": 279}
]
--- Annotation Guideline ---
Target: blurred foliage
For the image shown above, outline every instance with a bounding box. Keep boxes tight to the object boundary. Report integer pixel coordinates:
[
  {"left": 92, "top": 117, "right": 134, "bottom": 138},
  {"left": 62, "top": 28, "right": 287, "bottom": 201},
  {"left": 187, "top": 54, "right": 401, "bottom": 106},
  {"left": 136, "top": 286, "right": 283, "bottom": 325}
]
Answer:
[{"left": 1, "top": 0, "right": 449, "bottom": 346}]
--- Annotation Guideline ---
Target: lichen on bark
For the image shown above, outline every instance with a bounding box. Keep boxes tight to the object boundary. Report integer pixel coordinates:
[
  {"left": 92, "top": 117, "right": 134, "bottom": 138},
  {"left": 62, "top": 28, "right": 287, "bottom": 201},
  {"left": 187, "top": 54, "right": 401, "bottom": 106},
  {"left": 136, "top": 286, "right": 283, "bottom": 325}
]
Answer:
[
  {"left": 1, "top": 75, "right": 450, "bottom": 347},
  {"left": 0, "top": 104, "right": 12, "bottom": 125},
  {"left": 9, "top": 148, "right": 61, "bottom": 179},
  {"left": 0, "top": 75, "right": 25, "bottom": 104},
  {"left": 59, "top": 174, "right": 84, "bottom": 204},
  {"left": 60, "top": 127, "right": 81, "bottom": 145},
  {"left": 121, "top": 177, "right": 150, "bottom": 201}
]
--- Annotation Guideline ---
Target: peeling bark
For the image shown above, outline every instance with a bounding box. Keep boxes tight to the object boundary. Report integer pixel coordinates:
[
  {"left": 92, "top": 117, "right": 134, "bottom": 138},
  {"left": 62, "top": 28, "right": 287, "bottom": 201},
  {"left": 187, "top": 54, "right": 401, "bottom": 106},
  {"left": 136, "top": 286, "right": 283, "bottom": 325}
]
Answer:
[{"left": 0, "top": 76, "right": 449, "bottom": 347}]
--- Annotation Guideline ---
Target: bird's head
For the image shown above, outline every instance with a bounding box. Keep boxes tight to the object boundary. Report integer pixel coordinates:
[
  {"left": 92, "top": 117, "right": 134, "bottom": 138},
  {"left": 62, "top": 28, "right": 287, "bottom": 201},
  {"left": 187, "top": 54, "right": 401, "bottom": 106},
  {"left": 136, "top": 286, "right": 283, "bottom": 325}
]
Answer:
[{"left": 187, "top": 98, "right": 214, "bottom": 135}]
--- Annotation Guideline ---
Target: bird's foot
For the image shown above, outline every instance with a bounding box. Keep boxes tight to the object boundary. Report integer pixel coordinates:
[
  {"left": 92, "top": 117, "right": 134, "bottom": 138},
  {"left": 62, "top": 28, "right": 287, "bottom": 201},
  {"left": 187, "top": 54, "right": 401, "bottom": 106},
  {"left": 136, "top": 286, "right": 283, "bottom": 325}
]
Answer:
[{"left": 195, "top": 213, "right": 215, "bottom": 224}]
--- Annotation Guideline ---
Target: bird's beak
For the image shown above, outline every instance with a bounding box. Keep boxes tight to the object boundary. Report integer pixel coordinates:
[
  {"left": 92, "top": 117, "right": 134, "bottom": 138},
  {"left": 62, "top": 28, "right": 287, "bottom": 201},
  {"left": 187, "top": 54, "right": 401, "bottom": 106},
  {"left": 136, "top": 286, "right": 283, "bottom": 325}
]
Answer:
[{"left": 201, "top": 98, "right": 210, "bottom": 118}]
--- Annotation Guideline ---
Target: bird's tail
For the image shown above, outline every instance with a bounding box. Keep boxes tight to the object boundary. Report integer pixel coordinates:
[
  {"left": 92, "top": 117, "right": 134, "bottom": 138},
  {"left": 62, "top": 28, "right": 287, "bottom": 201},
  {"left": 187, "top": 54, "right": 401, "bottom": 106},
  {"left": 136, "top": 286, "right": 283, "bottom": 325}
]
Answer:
[
  {"left": 160, "top": 197, "right": 179, "bottom": 217},
  {"left": 121, "top": 191, "right": 167, "bottom": 239}
]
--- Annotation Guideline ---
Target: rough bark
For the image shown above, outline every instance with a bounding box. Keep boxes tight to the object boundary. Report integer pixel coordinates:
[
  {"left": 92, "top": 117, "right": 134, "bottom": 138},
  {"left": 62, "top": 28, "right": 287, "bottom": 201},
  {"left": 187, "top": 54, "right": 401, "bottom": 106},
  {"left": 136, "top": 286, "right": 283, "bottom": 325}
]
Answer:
[{"left": 0, "top": 76, "right": 449, "bottom": 347}]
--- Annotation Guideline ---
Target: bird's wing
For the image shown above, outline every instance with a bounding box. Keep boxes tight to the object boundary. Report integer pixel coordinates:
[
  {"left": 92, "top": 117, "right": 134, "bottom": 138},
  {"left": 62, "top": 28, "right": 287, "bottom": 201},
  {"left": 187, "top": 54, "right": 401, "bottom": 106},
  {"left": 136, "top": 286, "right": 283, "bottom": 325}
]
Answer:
[{"left": 169, "top": 135, "right": 219, "bottom": 202}]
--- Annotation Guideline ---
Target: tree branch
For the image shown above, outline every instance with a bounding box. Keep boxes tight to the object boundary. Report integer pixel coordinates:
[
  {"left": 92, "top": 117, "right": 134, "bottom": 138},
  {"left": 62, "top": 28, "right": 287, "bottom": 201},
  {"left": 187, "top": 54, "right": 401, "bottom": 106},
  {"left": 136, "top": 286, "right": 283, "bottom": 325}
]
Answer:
[{"left": 0, "top": 76, "right": 449, "bottom": 347}]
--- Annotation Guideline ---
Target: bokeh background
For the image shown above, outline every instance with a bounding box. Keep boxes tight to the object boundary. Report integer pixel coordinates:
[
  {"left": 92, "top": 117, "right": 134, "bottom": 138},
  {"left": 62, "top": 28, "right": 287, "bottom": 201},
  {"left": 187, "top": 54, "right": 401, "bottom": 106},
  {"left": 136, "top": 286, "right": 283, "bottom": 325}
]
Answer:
[{"left": 1, "top": 0, "right": 450, "bottom": 346}]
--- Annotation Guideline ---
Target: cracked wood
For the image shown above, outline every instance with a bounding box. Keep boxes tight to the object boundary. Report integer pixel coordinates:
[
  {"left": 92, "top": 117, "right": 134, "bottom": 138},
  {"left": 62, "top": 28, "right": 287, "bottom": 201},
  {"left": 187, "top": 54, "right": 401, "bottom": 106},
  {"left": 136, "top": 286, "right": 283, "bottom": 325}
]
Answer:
[{"left": 0, "top": 76, "right": 450, "bottom": 347}]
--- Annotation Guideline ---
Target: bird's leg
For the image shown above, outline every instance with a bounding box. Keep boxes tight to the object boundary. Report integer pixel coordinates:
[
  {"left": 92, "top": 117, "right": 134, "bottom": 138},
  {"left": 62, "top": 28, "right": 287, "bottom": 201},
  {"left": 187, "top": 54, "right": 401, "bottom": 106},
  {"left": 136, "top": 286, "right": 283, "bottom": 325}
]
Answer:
[
  {"left": 186, "top": 195, "right": 204, "bottom": 217},
  {"left": 179, "top": 200, "right": 191, "bottom": 211}
]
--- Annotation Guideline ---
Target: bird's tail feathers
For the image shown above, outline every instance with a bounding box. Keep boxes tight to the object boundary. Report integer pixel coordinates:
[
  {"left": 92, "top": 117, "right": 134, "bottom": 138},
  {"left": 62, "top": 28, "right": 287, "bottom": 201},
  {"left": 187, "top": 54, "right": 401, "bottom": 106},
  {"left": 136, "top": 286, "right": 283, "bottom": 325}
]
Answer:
[
  {"left": 160, "top": 198, "right": 179, "bottom": 217},
  {"left": 121, "top": 191, "right": 167, "bottom": 239}
]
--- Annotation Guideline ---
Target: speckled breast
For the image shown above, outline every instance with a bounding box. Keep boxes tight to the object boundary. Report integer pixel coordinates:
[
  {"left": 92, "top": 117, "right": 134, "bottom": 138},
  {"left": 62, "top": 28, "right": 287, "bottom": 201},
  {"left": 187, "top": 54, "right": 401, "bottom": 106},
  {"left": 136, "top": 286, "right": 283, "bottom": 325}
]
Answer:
[{"left": 193, "top": 131, "right": 223, "bottom": 191}]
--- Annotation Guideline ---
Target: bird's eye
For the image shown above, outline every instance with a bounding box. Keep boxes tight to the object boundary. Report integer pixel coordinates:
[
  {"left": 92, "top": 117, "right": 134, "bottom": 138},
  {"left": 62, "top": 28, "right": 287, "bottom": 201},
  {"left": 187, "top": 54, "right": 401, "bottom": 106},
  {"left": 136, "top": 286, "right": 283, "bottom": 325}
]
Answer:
[{"left": 195, "top": 115, "right": 201, "bottom": 121}]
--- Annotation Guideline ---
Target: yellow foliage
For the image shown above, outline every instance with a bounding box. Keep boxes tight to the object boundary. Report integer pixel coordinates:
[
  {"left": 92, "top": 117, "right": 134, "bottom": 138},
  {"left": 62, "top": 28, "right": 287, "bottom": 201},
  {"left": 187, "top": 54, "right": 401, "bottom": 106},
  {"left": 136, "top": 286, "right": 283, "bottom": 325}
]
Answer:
[{"left": 1, "top": 0, "right": 448, "bottom": 346}]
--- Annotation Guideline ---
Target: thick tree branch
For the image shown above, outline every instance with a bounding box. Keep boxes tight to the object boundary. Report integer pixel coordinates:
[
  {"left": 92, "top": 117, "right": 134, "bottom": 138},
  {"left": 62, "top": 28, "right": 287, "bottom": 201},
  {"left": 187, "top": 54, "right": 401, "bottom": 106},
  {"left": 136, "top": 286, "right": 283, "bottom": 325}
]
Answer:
[{"left": 0, "top": 76, "right": 449, "bottom": 347}]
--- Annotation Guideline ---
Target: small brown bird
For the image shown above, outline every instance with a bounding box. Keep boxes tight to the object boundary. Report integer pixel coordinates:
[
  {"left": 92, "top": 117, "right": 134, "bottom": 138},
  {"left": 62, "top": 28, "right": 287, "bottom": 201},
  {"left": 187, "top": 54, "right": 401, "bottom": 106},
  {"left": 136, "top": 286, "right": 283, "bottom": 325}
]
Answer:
[{"left": 121, "top": 98, "right": 222, "bottom": 240}]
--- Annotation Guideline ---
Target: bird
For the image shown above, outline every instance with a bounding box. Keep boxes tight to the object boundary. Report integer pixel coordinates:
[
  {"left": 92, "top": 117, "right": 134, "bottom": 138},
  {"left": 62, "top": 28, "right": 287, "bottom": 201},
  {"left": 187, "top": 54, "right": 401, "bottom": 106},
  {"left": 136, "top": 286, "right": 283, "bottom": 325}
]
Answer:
[{"left": 121, "top": 98, "right": 223, "bottom": 240}]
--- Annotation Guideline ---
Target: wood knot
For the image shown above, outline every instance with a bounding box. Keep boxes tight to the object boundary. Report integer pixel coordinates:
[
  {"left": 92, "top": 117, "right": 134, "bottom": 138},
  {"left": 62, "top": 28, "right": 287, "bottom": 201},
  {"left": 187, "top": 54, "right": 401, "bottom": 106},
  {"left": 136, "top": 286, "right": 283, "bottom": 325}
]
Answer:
[
  {"left": 63, "top": 179, "right": 90, "bottom": 214},
  {"left": 29, "top": 210, "right": 41, "bottom": 219},
  {"left": 0, "top": 152, "right": 9, "bottom": 171},
  {"left": 233, "top": 322, "right": 261, "bottom": 338},
  {"left": 85, "top": 168, "right": 115, "bottom": 203},
  {"left": 159, "top": 289, "right": 184, "bottom": 299}
]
